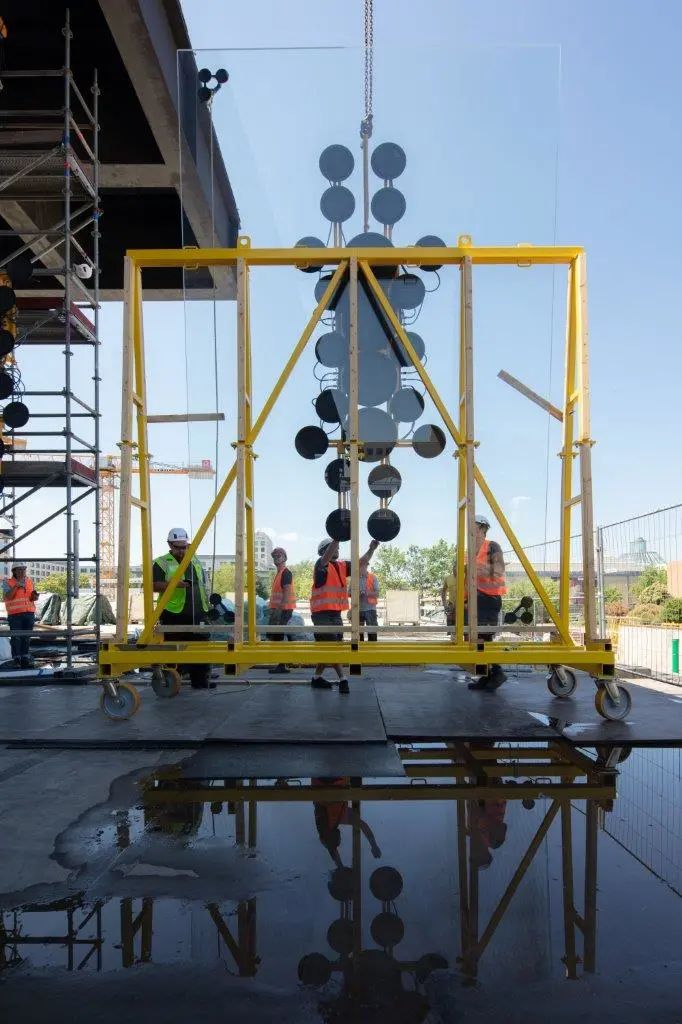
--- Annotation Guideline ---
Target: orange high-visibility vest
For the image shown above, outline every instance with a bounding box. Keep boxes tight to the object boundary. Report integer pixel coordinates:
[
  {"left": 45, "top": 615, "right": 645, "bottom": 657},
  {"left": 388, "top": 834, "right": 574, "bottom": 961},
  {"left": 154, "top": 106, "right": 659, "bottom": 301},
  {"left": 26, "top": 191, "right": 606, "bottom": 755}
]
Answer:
[
  {"left": 4, "top": 575, "right": 36, "bottom": 615},
  {"left": 269, "top": 566, "right": 296, "bottom": 610},
  {"left": 310, "top": 561, "right": 349, "bottom": 613},
  {"left": 476, "top": 540, "right": 506, "bottom": 597},
  {"left": 364, "top": 571, "right": 378, "bottom": 606}
]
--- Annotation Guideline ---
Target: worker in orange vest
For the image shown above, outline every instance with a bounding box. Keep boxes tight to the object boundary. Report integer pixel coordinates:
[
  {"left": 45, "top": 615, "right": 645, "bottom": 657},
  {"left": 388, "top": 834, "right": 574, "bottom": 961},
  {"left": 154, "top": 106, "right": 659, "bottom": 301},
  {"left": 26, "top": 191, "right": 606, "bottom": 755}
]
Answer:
[
  {"left": 310, "top": 536, "right": 379, "bottom": 693},
  {"left": 268, "top": 546, "right": 296, "bottom": 675},
  {"left": 2, "top": 563, "right": 39, "bottom": 669},
  {"left": 358, "top": 565, "right": 379, "bottom": 641},
  {"left": 464, "top": 515, "right": 508, "bottom": 691}
]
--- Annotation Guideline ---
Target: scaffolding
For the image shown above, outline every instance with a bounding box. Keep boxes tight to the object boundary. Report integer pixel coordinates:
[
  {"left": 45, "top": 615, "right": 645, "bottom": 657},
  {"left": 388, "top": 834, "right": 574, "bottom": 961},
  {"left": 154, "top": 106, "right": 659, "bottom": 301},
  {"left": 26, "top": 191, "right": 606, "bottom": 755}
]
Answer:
[
  {"left": 99, "top": 240, "right": 624, "bottom": 719},
  {"left": 0, "top": 10, "right": 100, "bottom": 672}
]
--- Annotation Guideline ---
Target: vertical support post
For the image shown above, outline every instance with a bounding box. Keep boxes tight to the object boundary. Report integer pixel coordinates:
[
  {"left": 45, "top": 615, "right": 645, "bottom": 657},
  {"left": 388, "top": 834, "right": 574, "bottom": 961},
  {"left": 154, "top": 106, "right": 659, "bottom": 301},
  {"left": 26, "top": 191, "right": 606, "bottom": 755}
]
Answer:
[
  {"left": 115, "top": 257, "right": 135, "bottom": 641},
  {"left": 596, "top": 525, "right": 606, "bottom": 639},
  {"left": 559, "top": 264, "right": 577, "bottom": 628},
  {"left": 134, "top": 266, "right": 153, "bottom": 623},
  {"left": 72, "top": 519, "right": 80, "bottom": 597},
  {"left": 244, "top": 267, "right": 256, "bottom": 642},
  {"left": 456, "top": 797, "right": 470, "bottom": 963},
  {"left": 92, "top": 68, "right": 101, "bottom": 640},
  {"left": 455, "top": 266, "right": 467, "bottom": 644},
  {"left": 467, "top": 799, "right": 479, "bottom": 979},
  {"left": 583, "top": 798, "right": 598, "bottom": 972},
  {"left": 349, "top": 259, "right": 360, "bottom": 645},
  {"left": 63, "top": 11, "right": 74, "bottom": 667},
  {"left": 576, "top": 253, "right": 598, "bottom": 642},
  {"left": 247, "top": 780, "right": 257, "bottom": 849},
  {"left": 462, "top": 258, "right": 478, "bottom": 644},
  {"left": 140, "top": 898, "right": 153, "bottom": 963},
  {"left": 351, "top": 796, "right": 362, "bottom": 960},
  {"left": 234, "top": 259, "right": 247, "bottom": 645},
  {"left": 560, "top": 798, "right": 578, "bottom": 979}
]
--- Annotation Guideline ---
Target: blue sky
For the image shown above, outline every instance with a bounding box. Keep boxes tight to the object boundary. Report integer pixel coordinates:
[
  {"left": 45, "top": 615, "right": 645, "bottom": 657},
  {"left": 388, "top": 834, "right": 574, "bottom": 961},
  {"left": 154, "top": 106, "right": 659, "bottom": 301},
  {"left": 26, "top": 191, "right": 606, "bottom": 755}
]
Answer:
[{"left": 15, "top": 1, "right": 682, "bottom": 568}]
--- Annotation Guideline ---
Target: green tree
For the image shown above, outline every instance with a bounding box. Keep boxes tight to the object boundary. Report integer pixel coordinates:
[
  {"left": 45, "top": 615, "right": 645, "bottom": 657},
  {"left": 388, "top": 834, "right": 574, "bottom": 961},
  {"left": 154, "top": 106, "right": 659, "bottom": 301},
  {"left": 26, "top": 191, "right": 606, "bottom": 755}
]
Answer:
[
  {"left": 373, "top": 545, "right": 408, "bottom": 590},
  {"left": 603, "top": 585, "right": 623, "bottom": 605},
  {"left": 41, "top": 572, "right": 92, "bottom": 598},
  {"left": 638, "top": 580, "right": 669, "bottom": 606},
  {"left": 289, "top": 560, "right": 314, "bottom": 601},
  {"left": 631, "top": 566, "right": 667, "bottom": 602},
  {"left": 405, "top": 544, "right": 428, "bottom": 595},
  {"left": 661, "top": 597, "right": 682, "bottom": 624},
  {"left": 423, "top": 539, "right": 456, "bottom": 594},
  {"left": 212, "top": 562, "right": 236, "bottom": 595}
]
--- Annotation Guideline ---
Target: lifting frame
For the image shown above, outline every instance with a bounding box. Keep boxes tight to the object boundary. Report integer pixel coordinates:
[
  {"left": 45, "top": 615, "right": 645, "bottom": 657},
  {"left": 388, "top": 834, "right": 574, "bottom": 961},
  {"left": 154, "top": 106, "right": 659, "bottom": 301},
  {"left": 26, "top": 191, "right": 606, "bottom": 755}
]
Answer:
[{"left": 99, "top": 239, "right": 619, "bottom": 716}]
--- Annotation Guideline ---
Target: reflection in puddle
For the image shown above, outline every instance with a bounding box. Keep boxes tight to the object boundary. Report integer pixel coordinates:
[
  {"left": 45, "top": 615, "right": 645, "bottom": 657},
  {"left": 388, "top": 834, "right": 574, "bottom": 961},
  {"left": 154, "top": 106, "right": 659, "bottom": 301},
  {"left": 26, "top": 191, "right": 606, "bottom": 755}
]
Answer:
[{"left": 1, "top": 744, "right": 680, "bottom": 1021}]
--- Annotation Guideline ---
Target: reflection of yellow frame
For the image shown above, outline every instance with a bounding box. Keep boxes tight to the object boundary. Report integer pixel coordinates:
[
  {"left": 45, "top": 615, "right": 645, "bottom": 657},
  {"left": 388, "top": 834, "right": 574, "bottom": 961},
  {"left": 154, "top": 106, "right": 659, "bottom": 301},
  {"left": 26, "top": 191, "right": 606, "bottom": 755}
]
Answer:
[{"left": 100, "top": 239, "right": 614, "bottom": 678}]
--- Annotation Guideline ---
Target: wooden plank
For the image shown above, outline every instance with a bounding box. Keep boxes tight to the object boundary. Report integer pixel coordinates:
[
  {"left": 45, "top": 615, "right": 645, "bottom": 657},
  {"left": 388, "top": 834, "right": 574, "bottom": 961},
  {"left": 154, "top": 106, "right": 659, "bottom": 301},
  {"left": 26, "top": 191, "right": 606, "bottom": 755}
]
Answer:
[
  {"left": 349, "top": 258, "right": 360, "bottom": 646},
  {"left": 234, "top": 259, "right": 247, "bottom": 645},
  {"left": 133, "top": 266, "right": 154, "bottom": 625},
  {"left": 497, "top": 369, "right": 563, "bottom": 421},
  {"left": 115, "top": 257, "right": 134, "bottom": 642},
  {"left": 462, "top": 258, "right": 478, "bottom": 643},
  {"left": 577, "top": 253, "right": 597, "bottom": 641},
  {"left": 146, "top": 413, "right": 225, "bottom": 424}
]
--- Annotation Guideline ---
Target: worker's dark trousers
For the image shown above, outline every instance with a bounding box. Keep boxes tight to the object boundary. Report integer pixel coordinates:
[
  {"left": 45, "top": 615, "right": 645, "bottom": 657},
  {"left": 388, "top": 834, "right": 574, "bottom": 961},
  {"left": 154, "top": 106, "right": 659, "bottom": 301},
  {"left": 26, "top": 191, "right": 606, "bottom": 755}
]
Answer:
[
  {"left": 359, "top": 608, "right": 378, "bottom": 641},
  {"left": 267, "top": 608, "right": 293, "bottom": 641},
  {"left": 161, "top": 614, "right": 210, "bottom": 688},
  {"left": 8, "top": 612, "right": 34, "bottom": 663},
  {"left": 465, "top": 593, "right": 502, "bottom": 675}
]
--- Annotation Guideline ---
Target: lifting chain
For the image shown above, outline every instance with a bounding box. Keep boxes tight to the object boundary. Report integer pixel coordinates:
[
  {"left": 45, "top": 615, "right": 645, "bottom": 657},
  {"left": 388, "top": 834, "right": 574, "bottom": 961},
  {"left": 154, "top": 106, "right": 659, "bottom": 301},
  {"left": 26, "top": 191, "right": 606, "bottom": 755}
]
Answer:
[{"left": 361, "top": 0, "right": 374, "bottom": 232}]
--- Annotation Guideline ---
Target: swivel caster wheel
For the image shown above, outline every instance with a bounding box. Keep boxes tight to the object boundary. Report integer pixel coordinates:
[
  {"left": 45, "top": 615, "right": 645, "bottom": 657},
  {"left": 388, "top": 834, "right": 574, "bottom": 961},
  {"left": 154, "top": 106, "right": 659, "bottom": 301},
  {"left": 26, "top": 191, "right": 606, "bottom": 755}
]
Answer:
[
  {"left": 151, "top": 666, "right": 182, "bottom": 699},
  {"left": 594, "top": 683, "right": 632, "bottom": 722},
  {"left": 547, "top": 666, "right": 577, "bottom": 698},
  {"left": 100, "top": 681, "right": 141, "bottom": 720}
]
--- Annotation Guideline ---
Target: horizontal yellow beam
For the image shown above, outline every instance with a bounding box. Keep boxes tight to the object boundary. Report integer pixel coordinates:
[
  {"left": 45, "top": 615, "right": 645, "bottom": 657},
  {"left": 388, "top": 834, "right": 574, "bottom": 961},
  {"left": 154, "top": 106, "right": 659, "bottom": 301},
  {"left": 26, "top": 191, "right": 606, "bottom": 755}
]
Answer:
[{"left": 126, "top": 244, "right": 583, "bottom": 270}]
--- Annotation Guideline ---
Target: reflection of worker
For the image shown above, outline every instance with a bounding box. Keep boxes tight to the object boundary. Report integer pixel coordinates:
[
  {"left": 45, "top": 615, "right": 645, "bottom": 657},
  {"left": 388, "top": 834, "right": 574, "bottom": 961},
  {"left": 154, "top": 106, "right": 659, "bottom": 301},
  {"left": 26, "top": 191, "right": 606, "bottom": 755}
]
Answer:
[
  {"left": 153, "top": 528, "right": 213, "bottom": 689},
  {"left": 469, "top": 798, "right": 508, "bottom": 868},
  {"left": 2, "top": 563, "right": 39, "bottom": 669},
  {"left": 441, "top": 559, "right": 457, "bottom": 629},
  {"left": 461, "top": 516, "right": 508, "bottom": 691},
  {"left": 268, "top": 546, "right": 296, "bottom": 675},
  {"left": 313, "top": 777, "right": 381, "bottom": 866},
  {"left": 310, "top": 537, "right": 379, "bottom": 693},
  {"left": 144, "top": 780, "right": 204, "bottom": 837}
]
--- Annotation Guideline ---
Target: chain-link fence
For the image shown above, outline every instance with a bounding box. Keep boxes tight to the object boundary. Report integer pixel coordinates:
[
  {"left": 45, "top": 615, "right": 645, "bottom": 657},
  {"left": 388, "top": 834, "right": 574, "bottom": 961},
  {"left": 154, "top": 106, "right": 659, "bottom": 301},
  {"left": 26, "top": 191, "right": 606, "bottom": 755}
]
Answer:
[{"left": 503, "top": 503, "right": 682, "bottom": 684}]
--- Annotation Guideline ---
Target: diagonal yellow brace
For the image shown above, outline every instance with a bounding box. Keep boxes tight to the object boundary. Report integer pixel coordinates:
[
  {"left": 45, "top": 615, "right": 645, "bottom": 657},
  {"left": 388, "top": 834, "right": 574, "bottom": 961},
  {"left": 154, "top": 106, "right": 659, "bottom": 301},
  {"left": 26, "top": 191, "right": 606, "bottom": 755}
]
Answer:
[
  {"left": 139, "top": 262, "right": 348, "bottom": 641},
  {"left": 360, "top": 260, "right": 570, "bottom": 645}
]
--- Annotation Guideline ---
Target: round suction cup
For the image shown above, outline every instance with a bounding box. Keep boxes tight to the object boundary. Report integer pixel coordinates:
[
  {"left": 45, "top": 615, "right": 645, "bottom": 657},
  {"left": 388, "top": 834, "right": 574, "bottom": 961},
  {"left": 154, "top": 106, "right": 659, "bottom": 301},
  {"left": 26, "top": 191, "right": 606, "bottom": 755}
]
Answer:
[
  {"left": 415, "top": 234, "right": 446, "bottom": 272},
  {"left": 326, "top": 507, "right": 351, "bottom": 542},
  {"left": 357, "top": 350, "right": 400, "bottom": 406},
  {"left": 370, "top": 911, "right": 405, "bottom": 948},
  {"left": 295, "top": 235, "right": 326, "bottom": 273},
  {"left": 358, "top": 406, "right": 398, "bottom": 462},
  {"left": 325, "top": 457, "right": 351, "bottom": 493},
  {"left": 320, "top": 185, "right": 355, "bottom": 223},
  {"left": 394, "top": 330, "right": 425, "bottom": 366},
  {"left": 295, "top": 425, "right": 329, "bottom": 460},
  {"left": 368, "top": 464, "right": 402, "bottom": 499},
  {"left": 327, "top": 918, "right": 354, "bottom": 955},
  {"left": 0, "top": 286, "right": 16, "bottom": 315},
  {"left": 0, "top": 371, "right": 14, "bottom": 400},
  {"left": 371, "top": 142, "right": 406, "bottom": 180},
  {"left": 319, "top": 144, "right": 354, "bottom": 182},
  {"left": 390, "top": 273, "right": 425, "bottom": 311},
  {"left": 346, "top": 231, "right": 396, "bottom": 278},
  {"left": 214, "top": 68, "right": 229, "bottom": 84},
  {"left": 198, "top": 67, "right": 212, "bottom": 83},
  {"left": 314, "top": 273, "right": 343, "bottom": 309},
  {"left": 0, "top": 329, "right": 14, "bottom": 357},
  {"left": 371, "top": 186, "right": 406, "bottom": 226},
  {"left": 413, "top": 423, "right": 446, "bottom": 458},
  {"left": 389, "top": 387, "right": 424, "bottom": 423},
  {"left": 369, "top": 865, "right": 404, "bottom": 901},
  {"left": 315, "top": 388, "right": 348, "bottom": 424},
  {"left": 298, "top": 952, "right": 332, "bottom": 986},
  {"left": 367, "top": 508, "right": 401, "bottom": 542},
  {"left": 315, "top": 331, "right": 347, "bottom": 368},
  {"left": 2, "top": 401, "right": 29, "bottom": 429}
]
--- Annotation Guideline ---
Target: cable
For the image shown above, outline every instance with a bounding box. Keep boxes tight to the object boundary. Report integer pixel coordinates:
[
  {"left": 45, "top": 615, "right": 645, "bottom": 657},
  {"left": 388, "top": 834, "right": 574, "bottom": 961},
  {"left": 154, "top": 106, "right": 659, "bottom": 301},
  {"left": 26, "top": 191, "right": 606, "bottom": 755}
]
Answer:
[
  {"left": 207, "top": 94, "right": 220, "bottom": 593},
  {"left": 360, "top": 0, "right": 374, "bottom": 231}
]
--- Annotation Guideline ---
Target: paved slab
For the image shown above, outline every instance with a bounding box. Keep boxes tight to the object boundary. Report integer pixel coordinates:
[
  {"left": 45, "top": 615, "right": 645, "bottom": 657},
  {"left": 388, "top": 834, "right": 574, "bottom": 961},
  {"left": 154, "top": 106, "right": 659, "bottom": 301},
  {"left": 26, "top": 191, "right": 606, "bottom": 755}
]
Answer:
[{"left": 178, "top": 741, "right": 405, "bottom": 778}]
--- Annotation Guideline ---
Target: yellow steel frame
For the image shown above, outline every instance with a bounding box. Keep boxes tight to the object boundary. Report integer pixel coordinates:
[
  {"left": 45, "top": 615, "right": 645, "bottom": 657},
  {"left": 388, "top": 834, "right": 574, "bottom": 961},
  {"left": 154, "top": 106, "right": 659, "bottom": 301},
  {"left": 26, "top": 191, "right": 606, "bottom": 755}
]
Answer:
[{"left": 99, "top": 239, "right": 614, "bottom": 679}]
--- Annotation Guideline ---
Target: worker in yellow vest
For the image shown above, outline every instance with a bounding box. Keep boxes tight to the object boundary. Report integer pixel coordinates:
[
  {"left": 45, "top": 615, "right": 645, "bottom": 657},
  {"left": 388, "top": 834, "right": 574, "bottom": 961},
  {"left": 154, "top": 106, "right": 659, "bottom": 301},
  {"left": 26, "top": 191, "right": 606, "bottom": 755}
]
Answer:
[
  {"left": 268, "top": 547, "right": 296, "bottom": 675},
  {"left": 2, "top": 563, "right": 39, "bottom": 669},
  {"left": 464, "top": 515, "right": 508, "bottom": 691},
  {"left": 152, "top": 527, "right": 213, "bottom": 689},
  {"left": 358, "top": 566, "right": 379, "bottom": 641}
]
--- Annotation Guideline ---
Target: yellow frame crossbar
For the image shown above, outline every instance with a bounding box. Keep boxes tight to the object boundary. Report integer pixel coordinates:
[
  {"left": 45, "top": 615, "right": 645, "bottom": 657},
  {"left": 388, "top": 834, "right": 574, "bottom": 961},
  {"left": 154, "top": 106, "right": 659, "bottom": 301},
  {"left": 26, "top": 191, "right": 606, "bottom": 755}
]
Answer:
[{"left": 101, "top": 239, "right": 613, "bottom": 680}]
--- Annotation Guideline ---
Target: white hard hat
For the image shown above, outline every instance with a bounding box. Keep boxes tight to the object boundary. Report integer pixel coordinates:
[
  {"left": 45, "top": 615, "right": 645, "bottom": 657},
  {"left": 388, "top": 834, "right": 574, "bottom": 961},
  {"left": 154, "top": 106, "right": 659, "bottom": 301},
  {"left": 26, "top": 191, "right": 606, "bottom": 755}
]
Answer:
[
  {"left": 12, "top": 563, "right": 27, "bottom": 570},
  {"left": 167, "top": 527, "right": 189, "bottom": 543},
  {"left": 475, "top": 515, "right": 491, "bottom": 529},
  {"left": 318, "top": 537, "right": 334, "bottom": 555}
]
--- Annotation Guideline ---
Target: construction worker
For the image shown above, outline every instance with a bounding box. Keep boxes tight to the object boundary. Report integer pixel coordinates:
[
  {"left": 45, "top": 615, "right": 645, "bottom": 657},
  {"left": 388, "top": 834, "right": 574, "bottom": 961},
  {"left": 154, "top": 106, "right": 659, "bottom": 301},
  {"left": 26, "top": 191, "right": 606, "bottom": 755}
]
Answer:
[
  {"left": 359, "top": 564, "right": 379, "bottom": 641},
  {"left": 152, "top": 527, "right": 213, "bottom": 689},
  {"left": 440, "top": 559, "right": 457, "bottom": 630},
  {"left": 464, "top": 515, "right": 508, "bottom": 690},
  {"left": 312, "top": 777, "right": 382, "bottom": 866},
  {"left": 310, "top": 537, "right": 379, "bottom": 693},
  {"left": 268, "top": 546, "right": 296, "bottom": 675},
  {"left": 2, "top": 563, "right": 39, "bottom": 669}
]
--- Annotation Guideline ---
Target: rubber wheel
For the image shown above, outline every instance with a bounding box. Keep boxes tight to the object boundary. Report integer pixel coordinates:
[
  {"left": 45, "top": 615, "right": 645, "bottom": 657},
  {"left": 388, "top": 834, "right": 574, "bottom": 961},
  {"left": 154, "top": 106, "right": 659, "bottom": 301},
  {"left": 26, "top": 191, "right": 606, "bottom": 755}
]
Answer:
[
  {"left": 595, "top": 744, "right": 632, "bottom": 764},
  {"left": 100, "top": 681, "right": 141, "bottom": 720},
  {"left": 151, "top": 667, "right": 182, "bottom": 699},
  {"left": 594, "top": 683, "right": 632, "bottom": 722},
  {"left": 547, "top": 666, "right": 577, "bottom": 698}
]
